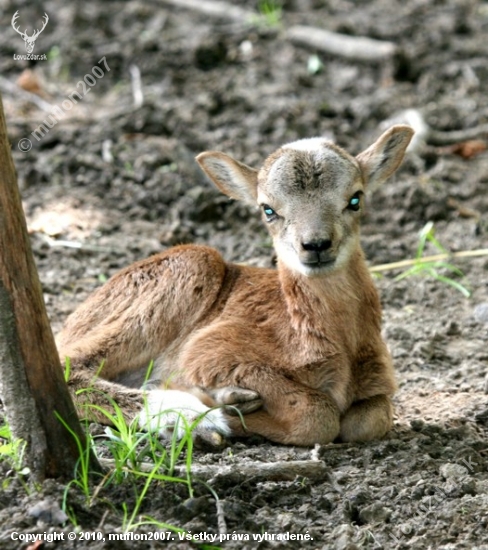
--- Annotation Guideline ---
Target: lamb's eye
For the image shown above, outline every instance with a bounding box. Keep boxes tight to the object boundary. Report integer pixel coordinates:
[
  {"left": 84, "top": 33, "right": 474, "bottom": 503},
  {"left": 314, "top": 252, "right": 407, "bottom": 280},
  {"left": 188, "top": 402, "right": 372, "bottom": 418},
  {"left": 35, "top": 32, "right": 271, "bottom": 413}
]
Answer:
[
  {"left": 347, "top": 192, "right": 362, "bottom": 211},
  {"left": 262, "top": 205, "right": 277, "bottom": 219}
]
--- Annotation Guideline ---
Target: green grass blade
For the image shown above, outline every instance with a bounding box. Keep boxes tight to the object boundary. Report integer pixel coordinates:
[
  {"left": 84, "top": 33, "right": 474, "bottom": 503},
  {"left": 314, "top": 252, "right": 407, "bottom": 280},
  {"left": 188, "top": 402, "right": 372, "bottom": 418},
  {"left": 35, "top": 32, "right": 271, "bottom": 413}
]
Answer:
[{"left": 432, "top": 274, "right": 471, "bottom": 297}]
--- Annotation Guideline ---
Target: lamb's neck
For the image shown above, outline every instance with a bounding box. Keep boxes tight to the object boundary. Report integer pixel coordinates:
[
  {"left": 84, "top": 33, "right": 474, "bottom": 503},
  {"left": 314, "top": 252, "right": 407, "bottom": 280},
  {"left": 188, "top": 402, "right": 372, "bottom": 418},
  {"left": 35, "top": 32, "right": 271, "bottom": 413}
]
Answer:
[{"left": 278, "top": 255, "right": 363, "bottom": 336}]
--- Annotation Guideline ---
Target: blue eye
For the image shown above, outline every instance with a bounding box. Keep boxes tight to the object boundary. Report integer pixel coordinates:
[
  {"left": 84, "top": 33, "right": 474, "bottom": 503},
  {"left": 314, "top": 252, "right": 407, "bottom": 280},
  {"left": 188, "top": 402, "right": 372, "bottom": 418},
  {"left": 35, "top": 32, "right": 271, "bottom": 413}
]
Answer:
[
  {"left": 348, "top": 193, "right": 361, "bottom": 211},
  {"left": 263, "top": 205, "right": 277, "bottom": 219}
]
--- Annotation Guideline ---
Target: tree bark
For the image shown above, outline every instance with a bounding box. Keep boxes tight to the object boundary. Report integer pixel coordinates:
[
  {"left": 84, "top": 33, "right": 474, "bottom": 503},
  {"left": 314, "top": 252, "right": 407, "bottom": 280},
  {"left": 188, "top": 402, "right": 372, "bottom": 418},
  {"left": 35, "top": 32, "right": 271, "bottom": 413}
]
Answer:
[{"left": 0, "top": 93, "right": 101, "bottom": 481}]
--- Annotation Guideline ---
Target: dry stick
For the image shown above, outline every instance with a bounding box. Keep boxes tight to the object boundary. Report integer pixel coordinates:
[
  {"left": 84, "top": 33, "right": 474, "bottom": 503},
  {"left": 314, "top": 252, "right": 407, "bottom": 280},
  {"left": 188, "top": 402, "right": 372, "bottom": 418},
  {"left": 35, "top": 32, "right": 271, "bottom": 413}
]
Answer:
[
  {"left": 129, "top": 65, "right": 144, "bottom": 109},
  {"left": 0, "top": 75, "right": 53, "bottom": 112},
  {"left": 286, "top": 25, "right": 398, "bottom": 62},
  {"left": 159, "top": 0, "right": 401, "bottom": 67},
  {"left": 216, "top": 500, "right": 227, "bottom": 536},
  {"left": 99, "top": 458, "right": 328, "bottom": 482},
  {"left": 96, "top": 509, "right": 110, "bottom": 531},
  {"left": 427, "top": 123, "right": 488, "bottom": 146},
  {"left": 369, "top": 249, "right": 488, "bottom": 273},
  {"left": 158, "top": 0, "right": 254, "bottom": 21},
  {"left": 40, "top": 234, "right": 120, "bottom": 254}
]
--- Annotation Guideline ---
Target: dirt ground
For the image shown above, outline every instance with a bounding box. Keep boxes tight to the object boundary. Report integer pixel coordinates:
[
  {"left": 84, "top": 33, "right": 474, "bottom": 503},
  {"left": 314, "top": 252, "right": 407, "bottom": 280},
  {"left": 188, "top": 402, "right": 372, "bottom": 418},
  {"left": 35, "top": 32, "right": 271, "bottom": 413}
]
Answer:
[{"left": 1, "top": 0, "right": 488, "bottom": 548}]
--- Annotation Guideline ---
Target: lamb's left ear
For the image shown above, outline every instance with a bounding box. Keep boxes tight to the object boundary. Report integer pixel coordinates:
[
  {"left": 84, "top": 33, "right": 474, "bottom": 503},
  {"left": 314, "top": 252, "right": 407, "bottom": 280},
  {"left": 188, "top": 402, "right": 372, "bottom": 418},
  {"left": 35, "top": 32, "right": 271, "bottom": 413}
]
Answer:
[{"left": 356, "top": 125, "right": 414, "bottom": 188}]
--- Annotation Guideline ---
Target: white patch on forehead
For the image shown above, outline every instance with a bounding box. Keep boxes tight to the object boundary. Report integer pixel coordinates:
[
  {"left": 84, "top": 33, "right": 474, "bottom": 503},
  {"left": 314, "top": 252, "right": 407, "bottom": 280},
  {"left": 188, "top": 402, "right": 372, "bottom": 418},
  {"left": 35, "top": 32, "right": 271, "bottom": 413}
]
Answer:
[
  {"left": 261, "top": 137, "right": 362, "bottom": 198},
  {"left": 268, "top": 140, "right": 349, "bottom": 181},
  {"left": 282, "top": 137, "right": 332, "bottom": 153},
  {"left": 281, "top": 138, "right": 349, "bottom": 169}
]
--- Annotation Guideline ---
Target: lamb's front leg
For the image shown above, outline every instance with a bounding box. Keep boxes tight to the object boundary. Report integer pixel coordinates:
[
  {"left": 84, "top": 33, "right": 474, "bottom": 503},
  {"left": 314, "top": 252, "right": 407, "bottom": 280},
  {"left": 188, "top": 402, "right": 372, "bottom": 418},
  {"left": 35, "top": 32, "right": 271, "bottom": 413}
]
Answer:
[
  {"left": 69, "top": 372, "right": 238, "bottom": 447},
  {"left": 339, "top": 394, "right": 394, "bottom": 442},
  {"left": 64, "top": 355, "right": 242, "bottom": 447},
  {"left": 230, "top": 377, "right": 341, "bottom": 446},
  {"left": 187, "top": 363, "right": 341, "bottom": 446}
]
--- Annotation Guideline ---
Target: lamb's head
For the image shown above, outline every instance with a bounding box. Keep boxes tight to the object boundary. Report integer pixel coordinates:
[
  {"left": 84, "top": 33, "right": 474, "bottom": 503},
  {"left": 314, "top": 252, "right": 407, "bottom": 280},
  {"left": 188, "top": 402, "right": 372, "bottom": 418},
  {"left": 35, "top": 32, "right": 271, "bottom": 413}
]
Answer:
[{"left": 197, "top": 125, "right": 413, "bottom": 277}]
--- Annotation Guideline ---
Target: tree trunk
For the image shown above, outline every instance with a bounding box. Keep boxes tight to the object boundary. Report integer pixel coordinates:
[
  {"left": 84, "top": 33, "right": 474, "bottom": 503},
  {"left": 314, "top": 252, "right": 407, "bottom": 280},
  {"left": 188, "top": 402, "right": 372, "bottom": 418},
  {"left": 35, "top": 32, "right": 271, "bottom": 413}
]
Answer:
[{"left": 0, "top": 93, "right": 101, "bottom": 481}]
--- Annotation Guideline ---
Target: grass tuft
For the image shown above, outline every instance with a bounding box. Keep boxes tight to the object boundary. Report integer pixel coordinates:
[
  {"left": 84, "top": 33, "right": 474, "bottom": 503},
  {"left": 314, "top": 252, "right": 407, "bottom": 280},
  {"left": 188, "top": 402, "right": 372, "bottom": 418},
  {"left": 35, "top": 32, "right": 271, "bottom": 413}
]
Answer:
[
  {"left": 0, "top": 422, "right": 30, "bottom": 492},
  {"left": 370, "top": 221, "right": 479, "bottom": 297},
  {"left": 50, "top": 381, "right": 219, "bottom": 536},
  {"left": 251, "top": 0, "right": 282, "bottom": 28}
]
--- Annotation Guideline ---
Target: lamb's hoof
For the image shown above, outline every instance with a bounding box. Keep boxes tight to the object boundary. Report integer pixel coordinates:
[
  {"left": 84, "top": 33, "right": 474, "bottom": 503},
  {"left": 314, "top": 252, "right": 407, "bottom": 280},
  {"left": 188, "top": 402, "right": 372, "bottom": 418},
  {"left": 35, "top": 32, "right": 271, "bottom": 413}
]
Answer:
[
  {"left": 209, "top": 386, "right": 263, "bottom": 415},
  {"left": 193, "top": 430, "right": 227, "bottom": 451}
]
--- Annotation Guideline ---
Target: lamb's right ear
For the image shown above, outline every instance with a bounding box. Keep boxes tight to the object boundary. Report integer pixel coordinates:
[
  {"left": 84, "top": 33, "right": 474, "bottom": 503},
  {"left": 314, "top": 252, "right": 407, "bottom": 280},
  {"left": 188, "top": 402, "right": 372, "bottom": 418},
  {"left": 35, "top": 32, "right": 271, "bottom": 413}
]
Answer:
[{"left": 196, "top": 152, "right": 258, "bottom": 205}]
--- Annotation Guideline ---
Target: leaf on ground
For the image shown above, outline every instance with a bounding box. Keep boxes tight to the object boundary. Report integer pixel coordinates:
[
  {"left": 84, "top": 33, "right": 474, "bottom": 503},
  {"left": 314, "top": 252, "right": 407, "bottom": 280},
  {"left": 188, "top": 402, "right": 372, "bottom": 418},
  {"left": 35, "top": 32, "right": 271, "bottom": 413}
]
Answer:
[{"left": 443, "top": 140, "right": 486, "bottom": 159}]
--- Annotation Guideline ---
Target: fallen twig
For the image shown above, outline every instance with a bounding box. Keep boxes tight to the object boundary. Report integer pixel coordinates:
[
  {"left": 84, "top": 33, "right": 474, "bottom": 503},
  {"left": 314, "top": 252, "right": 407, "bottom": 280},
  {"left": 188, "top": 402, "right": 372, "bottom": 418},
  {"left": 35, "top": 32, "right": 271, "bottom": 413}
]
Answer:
[
  {"left": 287, "top": 25, "right": 398, "bottom": 62},
  {"left": 0, "top": 75, "right": 53, "bottom": 112},
  {"left": 159, "top": 0, "right": 254, "bottom": 21},
  {"left": 216, "top": 499, "right": 227, "bottom": 536},
  {"left": 129, "top": 65, "right": 144, "bottom": 109},
  {"left": 427, "top": 124, "right": 488, "bottom": 146},
  {"left": 381, "top": 109, "right": 488, "bottom": 149},
  {"left": 38, "top": 234, "right": 119, "bottom": 254},
  {"left": 99, "top": 458, "right": 328, "bottom": 482},
  {"left": 370, "top": 249, "right": 488, "bottom": 273},
  {"left": 96, "top": 509, "right": 110, "bottom": 531}
]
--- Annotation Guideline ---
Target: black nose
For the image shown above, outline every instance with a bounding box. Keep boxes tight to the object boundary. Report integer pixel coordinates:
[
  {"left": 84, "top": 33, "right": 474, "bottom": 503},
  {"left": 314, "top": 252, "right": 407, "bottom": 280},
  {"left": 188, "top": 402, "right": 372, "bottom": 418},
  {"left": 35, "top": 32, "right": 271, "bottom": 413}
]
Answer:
[{"left": 301, "top": 239, "right": 332, "bottom": 253}]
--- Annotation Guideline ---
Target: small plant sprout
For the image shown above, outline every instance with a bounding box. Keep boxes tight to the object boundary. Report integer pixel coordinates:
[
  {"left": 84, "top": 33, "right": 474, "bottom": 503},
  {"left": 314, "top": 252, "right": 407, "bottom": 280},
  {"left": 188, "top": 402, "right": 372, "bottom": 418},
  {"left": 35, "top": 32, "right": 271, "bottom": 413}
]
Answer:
[
  {"left": 253, "top": 0, "right": 282, "bottom": 28},
  {"left": 56, "top": 389, "right": 203, "bottom": 533},
  {"left": 118, "top": 447, "right": 188, "bottom": 533},
  {"left": 393, "top": 221, "right": 471, "bottom": 297},
  {"left": 56, "top": 412, "right": 97, "bottom": 501},
  {"left": 89, "top": 397, "right": 144, "bottom": 471},
  {"left": 0, "top": 421, "right": 30, "bottom": 492},
  {"left": 63, "top": 356, "right": 71, "bottom": 383}
]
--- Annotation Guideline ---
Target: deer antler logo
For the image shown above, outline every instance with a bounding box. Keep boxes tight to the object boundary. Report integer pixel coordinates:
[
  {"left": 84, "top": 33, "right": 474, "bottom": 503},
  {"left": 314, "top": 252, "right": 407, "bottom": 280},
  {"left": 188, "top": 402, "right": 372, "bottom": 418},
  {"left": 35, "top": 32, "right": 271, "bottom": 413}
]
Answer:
[{"left": 11, "top": 11, "right": 49, "bottom": 54}]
